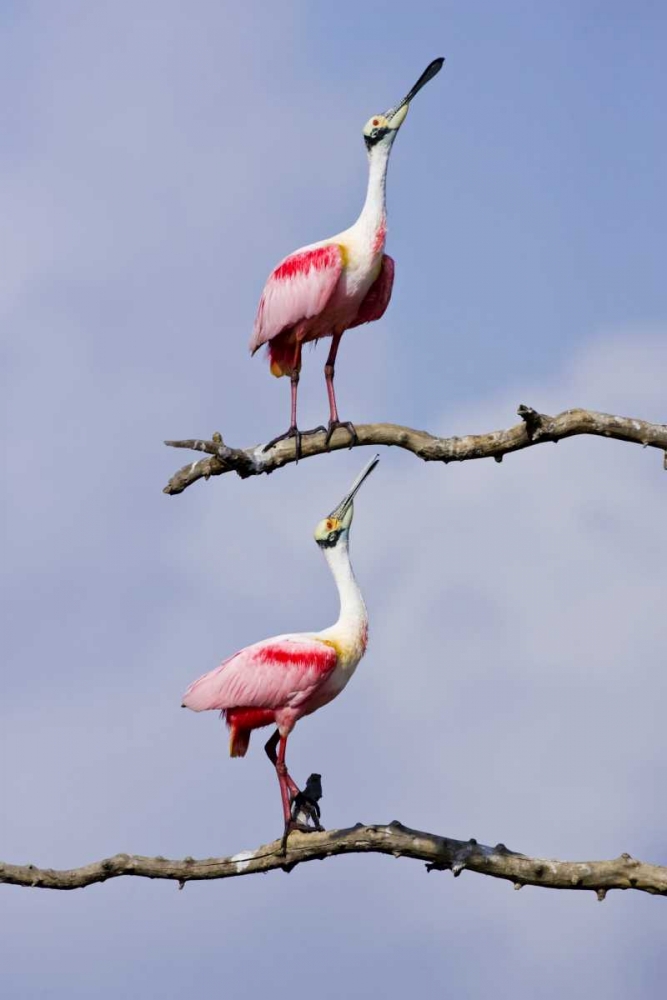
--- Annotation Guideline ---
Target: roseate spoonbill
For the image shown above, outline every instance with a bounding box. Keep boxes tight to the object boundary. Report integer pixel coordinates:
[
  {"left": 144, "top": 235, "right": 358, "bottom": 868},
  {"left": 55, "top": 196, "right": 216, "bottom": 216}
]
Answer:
[
  {"left": 250, "top": 57, "right": 444, "bottom": 456},
  {"left": 182, "top": 455, "right": 379, "bottom": 844}
]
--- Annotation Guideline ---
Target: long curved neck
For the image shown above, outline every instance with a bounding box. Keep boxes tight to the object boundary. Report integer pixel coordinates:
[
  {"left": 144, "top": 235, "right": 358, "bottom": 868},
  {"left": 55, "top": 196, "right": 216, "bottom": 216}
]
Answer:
[
  {"left": 358, "top": 143, "right": 391, "bottom": 233},
  {"left": 323, "top": 539, "right": 367, "bottom": 636}
]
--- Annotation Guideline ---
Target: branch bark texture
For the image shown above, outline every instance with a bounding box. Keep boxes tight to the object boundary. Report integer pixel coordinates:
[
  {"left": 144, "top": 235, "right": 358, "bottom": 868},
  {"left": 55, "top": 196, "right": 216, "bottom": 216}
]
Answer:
[
  {"left": 163, "top": 407, "right": 667, "bottom": 495},
  {"left": 3, "top": 823, "right": 666, "bottom": 898}
]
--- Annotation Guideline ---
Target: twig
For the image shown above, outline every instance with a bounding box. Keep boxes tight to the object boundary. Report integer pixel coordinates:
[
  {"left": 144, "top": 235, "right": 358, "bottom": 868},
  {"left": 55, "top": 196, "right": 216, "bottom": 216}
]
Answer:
[
  {"left": 163, "top": 406, "right": 667, "bottom": 494},
  {"left": 2, "top": 823, "right": 666, "bottom": 897}
]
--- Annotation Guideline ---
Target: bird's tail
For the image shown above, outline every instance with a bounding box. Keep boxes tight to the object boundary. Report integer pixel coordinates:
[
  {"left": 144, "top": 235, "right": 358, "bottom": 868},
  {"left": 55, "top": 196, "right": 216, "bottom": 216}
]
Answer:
[
  {"left": 225, "top": 707, "right": 275, "bottom": 757},
  {"left": 228, "top": 724, "right": 251, "bottom": 758},
  {"left": 268, "top": 334, "right": 296, "bottom": 378}
]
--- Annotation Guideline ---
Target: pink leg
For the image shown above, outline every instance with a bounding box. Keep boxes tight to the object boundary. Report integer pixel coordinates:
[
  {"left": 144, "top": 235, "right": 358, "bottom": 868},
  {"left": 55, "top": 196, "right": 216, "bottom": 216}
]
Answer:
[
  {"left": 323, "top": 334, "right": 357, "bottom": 449},
  {"left": 264, "top": 729, "right": 324, "bottom": 851},
  {"left": 265, "top": 728, "right": 299, "bottom": 800},
  {"left": 276, "top": 736, "right": 292, "bottom": 826},
  {"left": 263, "top": 342, "right": 304, "bottom": 459},
  {"left": 324, "top": 333, "right": 343, "bottom": 424},
  {"left": 276, "top": 735, "right": 303, "bottom": 853}
]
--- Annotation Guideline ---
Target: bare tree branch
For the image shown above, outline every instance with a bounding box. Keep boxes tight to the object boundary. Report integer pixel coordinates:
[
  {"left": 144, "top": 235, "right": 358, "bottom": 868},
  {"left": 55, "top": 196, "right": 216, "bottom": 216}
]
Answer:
[
  {"left": 2, "top": 823, "right": 666, "bottom": 898},
  {"left": 163, "top": 407, "right": 667, "bottom": 495}
]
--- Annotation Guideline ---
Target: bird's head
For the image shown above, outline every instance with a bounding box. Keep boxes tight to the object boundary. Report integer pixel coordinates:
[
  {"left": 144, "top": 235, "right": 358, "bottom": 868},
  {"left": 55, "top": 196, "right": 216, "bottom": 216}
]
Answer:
[
  {"left": 363, "top": 57, "right": 444, "bottom": 153},
  {"left": 314, "top": 454, "right": 379, "bottom": 549}
]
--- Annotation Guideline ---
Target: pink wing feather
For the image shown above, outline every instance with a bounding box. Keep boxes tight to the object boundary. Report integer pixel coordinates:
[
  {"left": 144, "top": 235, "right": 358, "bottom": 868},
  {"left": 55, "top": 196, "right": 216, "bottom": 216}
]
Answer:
[
  {"left": 348, "top": 254, "right": 395, "bottom": 328},
  {"left": 249, "top": 244, "right": 343, "bottom": 353},
  {"left": 182, "top": 636, "right": 338, "bottom": 713}
]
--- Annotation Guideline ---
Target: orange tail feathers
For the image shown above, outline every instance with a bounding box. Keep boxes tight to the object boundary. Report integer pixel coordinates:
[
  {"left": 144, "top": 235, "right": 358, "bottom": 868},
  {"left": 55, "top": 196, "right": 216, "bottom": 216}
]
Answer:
[
  {"left": 268, "top": 334, "right": 298, "bottom": 378},
  {"left": 229, "top": 726, "right": 251, "bottom": 758}
]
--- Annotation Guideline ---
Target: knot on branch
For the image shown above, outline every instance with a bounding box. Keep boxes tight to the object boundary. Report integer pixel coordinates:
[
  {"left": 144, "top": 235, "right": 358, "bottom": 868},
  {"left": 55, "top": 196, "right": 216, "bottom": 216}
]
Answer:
[
  {"left": 517, "top": 404, "right": 555, "bottom": 443},
  {"left": 212, "top": 432, "right": 261, "bottom": 480},
  {"left": 425, "top": 837, "right": 481, "bottom": 875}
]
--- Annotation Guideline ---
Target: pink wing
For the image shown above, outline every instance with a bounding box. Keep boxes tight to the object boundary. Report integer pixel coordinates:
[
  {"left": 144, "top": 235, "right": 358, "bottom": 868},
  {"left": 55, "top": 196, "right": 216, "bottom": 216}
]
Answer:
[
  {"left": 249, "top": 244, "right": 344, "bottom": 353},
  {"left": 182, "top": 636, "right": 338, "bottom": 713},
  {"left": 348, "top": 254, "right": 395, "bottom": 328}
]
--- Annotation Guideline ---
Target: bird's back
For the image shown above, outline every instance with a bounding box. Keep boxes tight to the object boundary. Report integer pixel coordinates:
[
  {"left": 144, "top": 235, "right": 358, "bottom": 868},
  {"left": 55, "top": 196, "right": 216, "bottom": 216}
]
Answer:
[
  {"left": 181, "top": 633, "right": 338, "bottom": 714},
  {"left": 249, "top": 242, "right": 344, "bottom": 356}
]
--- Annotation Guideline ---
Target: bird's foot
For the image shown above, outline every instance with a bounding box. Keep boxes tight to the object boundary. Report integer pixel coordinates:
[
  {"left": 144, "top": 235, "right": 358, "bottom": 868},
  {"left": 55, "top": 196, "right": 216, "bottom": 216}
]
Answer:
[
  {"left": 300, "top": 424, "right": 327, "bottom": 438},
  {"left": 280, "top": 817, "right": 325, "bottom": 855},
  {"left": 262, "top": 425, "right": 302, "bottom": 461},
  {"left": 290, "top": 773, "right": 324, "bottom": 829},
  {"left": 324, "top": 420, "right": 358, "bottom": 449},
  {"left": 280, "top": 773, "right": 324, "bottom": 853}
]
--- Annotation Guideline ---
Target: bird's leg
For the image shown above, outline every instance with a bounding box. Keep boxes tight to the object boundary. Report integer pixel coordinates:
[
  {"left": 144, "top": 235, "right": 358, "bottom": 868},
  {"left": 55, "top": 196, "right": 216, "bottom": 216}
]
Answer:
[
  {"left": 275, "top": 736, "right": 293, "bottom": 847},
  {"left": 274, "top": 733, "right": 304, "bottom": 854},
  {"left": 323, "top": 334, "right": 357, "bottom": 449},
  {"left": 265, "top": 731, "right": 322, "bottom": 853},
  {"left": 263, "top": 343, "right": 304, "bottom": 459},
  {"left": 264, "top": 728, "right": 299, "bottom": 800}
]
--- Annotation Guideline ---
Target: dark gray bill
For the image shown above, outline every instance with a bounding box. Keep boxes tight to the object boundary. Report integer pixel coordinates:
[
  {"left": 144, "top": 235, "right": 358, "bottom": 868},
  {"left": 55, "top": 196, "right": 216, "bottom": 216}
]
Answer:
[
  {"left": 329, "top": 454, "right": 380, "bottom": 520},
  {"left": 387, "top": 56, "right": 445, "bottom": 118}
]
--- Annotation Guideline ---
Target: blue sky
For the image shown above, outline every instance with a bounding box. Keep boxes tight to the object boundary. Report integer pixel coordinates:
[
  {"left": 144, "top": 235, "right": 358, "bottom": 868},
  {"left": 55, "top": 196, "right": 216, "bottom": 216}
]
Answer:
[{"left": 2, "top": 2, "right": 666, "bottom": 998}]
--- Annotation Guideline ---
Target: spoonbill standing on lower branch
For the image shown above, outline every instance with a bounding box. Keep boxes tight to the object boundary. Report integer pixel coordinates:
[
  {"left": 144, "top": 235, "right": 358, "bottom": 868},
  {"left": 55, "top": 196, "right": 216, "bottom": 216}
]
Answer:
[
  {"left": 182, "top": 455, "right": 379, "bottom": 845},
  {"left": 250, "top": 58, "right": 445, "bottom": 457}
]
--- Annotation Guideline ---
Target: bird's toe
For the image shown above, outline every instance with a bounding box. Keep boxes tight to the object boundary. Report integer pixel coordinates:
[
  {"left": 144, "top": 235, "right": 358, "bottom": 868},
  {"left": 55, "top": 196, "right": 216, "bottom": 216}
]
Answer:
[
  {"left": 324, "top": 420, "right": 357, "bottom": 449},
  {"left": 263, "top": 425, "right": 302, "bottom": 460}
]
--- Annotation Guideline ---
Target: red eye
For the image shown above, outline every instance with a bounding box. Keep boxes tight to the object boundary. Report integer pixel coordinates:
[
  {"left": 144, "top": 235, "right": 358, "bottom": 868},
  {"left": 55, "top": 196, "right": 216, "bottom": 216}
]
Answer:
[{"left": 372, "top": 118, "right": 379, "bottom": 126}]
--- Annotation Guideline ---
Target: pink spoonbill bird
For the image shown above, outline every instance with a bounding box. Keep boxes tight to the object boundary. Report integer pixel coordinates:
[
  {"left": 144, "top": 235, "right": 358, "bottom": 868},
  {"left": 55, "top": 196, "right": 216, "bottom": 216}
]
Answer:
[
  {"left": 250, "top": 58, "right": 445, "bottom": 456},
  {"left": 182, "top": 454, "right": 379, "bottom": 844}
]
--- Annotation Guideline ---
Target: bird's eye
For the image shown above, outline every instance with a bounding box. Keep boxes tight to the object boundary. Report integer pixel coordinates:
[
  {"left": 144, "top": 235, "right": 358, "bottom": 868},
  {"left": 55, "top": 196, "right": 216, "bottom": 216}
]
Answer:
[
  {"left": 371, "top": 128, "right": 379, "bottom": 138},
  {"left": 328, "top": 531, "right": 338, "bottom": 544}
]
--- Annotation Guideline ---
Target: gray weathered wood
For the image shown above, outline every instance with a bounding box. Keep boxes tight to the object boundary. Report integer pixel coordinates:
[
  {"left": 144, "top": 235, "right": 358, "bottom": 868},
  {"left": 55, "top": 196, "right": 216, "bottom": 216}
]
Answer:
[
  {"left": 2, "top": 823, "right": 666, "bottom": 898},
  {"left": 163, "top": 406, "right": 667, "bottom": 495}
]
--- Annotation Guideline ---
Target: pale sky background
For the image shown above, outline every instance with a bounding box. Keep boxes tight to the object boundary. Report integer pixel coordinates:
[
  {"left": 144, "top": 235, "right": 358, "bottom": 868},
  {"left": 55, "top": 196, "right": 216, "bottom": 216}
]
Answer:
[{"left": 2, "top": 2, "right": 666, "bottom": 998}]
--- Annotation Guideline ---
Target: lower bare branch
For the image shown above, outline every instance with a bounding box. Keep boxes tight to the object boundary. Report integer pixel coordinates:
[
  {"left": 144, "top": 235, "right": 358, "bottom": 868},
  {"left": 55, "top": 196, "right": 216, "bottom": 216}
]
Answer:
[
  {"left": 2, "top": 823, "right": 666, "bottom": 897},
  {"left": 163, "top": 407, "right": 667, "bottom": 495}
]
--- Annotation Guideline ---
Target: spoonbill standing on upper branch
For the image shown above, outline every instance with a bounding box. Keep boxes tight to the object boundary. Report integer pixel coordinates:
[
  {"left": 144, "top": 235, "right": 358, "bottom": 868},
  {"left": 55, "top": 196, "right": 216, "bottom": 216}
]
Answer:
[
  {"left": 182, "top": 455, "right": 379, "bottom": 845},
  {"left": 250, "top": 58, "right": 445, "bottom": 457}
]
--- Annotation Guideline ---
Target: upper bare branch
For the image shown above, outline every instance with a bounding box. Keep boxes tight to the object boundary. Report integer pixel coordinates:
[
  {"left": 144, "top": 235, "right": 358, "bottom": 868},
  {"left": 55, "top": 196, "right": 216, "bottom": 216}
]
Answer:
[
  {"left": 163, "top": 407, "right": 667, "bottom": 495},
  {"left": 2, "top": 822, "right": 666, "bottom": 898}
]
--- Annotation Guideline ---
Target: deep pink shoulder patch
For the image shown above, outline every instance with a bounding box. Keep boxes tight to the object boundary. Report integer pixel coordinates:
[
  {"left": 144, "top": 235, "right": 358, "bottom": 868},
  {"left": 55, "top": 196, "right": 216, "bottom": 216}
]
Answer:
[
  {"left": 274, "top": 245, "right": 340, "bottom": 281},
  {"left": 258, "top": 641, "right": 336, "bottom": 673}
]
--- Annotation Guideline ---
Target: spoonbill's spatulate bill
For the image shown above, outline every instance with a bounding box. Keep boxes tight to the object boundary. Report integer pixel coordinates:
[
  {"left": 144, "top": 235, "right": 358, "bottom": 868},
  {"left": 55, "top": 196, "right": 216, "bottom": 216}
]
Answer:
[
  {"left": 182, "top": 455, "right": 380, "bottom": 844},
  {"left": 250, "top": 58, "right": 445, "bottom": 456}
]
